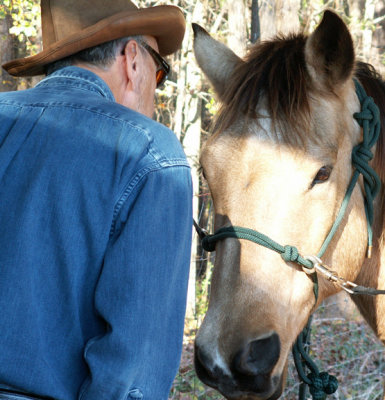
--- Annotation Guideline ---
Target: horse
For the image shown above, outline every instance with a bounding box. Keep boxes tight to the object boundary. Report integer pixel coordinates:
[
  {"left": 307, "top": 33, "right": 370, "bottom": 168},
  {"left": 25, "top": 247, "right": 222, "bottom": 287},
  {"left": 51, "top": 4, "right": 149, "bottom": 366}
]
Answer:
[{"left": 192, "top": 10, "right": 385, "bottom": 400}]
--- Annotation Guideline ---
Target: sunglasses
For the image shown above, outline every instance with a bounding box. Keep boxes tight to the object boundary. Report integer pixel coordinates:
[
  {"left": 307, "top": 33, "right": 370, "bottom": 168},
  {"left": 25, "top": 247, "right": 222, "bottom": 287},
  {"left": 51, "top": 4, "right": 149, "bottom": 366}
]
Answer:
[{"left": 138, "top": 41, "right": 170, "bottom": 88}]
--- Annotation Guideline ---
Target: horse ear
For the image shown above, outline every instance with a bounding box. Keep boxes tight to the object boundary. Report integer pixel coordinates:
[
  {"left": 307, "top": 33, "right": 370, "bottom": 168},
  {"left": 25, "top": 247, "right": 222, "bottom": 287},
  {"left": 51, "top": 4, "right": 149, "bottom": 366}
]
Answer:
[
  {"left": 305, "top": 10, "right": 354, "bottom": 88},
  {"left": 193, "top": 23, "right": 243, "bottom": 99}
]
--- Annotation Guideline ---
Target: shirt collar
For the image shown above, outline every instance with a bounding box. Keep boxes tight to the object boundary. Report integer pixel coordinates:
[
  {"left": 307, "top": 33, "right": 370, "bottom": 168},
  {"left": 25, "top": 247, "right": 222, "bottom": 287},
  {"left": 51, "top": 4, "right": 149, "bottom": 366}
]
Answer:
[{"left": 36, "top": 66, "right": 115, "bottom": 102}]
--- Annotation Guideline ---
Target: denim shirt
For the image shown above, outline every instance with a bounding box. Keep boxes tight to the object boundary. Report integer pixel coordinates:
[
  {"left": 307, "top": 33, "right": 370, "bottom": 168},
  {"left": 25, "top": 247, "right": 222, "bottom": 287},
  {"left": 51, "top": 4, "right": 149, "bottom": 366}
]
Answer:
[{"left": 0, "top": 67, "right": 193, "bottom": 400}]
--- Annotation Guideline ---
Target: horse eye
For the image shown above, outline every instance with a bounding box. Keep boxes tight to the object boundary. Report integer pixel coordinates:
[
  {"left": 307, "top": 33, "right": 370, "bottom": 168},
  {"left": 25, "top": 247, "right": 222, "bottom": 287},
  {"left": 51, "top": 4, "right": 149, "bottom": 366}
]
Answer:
[{"left": 310, "top": 165, "right": 333, "bottom": 188}]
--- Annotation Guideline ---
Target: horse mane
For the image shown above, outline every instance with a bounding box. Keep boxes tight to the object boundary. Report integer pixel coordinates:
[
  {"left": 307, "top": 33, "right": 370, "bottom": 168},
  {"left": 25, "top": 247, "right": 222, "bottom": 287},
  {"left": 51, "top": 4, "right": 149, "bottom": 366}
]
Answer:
[{"left": 213, "top": 34, "right": 312, "bottom": 145}]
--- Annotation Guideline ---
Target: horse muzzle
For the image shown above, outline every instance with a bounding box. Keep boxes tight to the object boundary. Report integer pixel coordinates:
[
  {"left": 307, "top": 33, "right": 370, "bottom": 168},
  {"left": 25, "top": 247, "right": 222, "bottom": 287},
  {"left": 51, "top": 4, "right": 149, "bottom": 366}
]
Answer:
[{"left": 194, "top": 332, "right": 283, "bottom": 399}]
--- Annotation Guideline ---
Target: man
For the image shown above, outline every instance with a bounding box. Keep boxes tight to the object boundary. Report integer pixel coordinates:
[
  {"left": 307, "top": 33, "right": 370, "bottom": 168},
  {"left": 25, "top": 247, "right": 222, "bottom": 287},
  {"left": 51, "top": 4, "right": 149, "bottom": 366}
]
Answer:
[{"left": 0, "top": 1, "right": 192, "bottom": 399}]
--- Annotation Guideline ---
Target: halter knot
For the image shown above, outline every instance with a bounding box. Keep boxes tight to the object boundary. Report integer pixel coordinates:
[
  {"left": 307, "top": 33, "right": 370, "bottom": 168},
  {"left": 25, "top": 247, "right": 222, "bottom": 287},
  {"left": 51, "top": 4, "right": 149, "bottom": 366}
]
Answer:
[
  {"left": 353, "top": 84, "right": 381, "bottom": 150},
  {"left": 202, "top": 235, "right": 216, "bottom": 252},
  {"left": 353, "top": 95, "right": 380, "bottom": 127},
  {"left": 352, "top": 143, "right": 374, "bottom": 163},
  {"left": 282, "top": 245, "right": 299, "bottom": 262},
  {"left": 308, "top": 372, "right": 338, "bottom": 400}
]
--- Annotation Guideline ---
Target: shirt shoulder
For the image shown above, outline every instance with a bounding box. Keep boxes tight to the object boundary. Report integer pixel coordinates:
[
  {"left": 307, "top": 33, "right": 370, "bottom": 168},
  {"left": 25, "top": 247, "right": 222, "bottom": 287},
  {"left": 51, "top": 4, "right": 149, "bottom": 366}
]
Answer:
[{"left": 0, "top": 78, "right": 189, "bottom": 169}]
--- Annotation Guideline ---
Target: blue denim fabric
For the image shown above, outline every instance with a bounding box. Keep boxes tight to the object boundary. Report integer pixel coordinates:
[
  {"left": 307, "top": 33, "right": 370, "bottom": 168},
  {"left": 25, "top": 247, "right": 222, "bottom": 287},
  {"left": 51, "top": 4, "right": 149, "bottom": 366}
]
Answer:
[
  {"left": 0, "top": 67, "right": 193, "bottom": 400},
  {"left": 0, "top": 392, "right": 45, "bottom": 400},
  {"left": 0, "top": 394, "right": 41, "bottom": 400}
]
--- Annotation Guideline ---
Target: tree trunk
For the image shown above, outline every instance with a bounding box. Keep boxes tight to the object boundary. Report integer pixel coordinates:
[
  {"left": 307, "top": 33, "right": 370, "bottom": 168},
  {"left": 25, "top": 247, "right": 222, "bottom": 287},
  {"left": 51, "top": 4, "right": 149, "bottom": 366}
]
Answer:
[
  {"left": 362, "top": 0, "right": 375, "bottom": 62},
  {"left": 0, "top": 13, "right": 17, "bottom": 92},
  {"left": 259, "top": 0, "right": 300, "bottom": 39},
  {"left": 227, "top": 0, "right": 247, "bottom": 56},
  {"left": 348, "top": 0, "right": 364, "bottom": 47},
  {"left": 259, "top": 0, "right": 276, "bottom": 39},
  {"left": 371, "top": 0, "right": 385, "bottom": 76},
  {"left": 251, "top": 0, "right": 261, "bottom": 43},
  {"left": 275, "top": 0, "right": 300, "bottom": 36},
  {"left": 175, "top": 0, "right": 205, "bottom": 319}
]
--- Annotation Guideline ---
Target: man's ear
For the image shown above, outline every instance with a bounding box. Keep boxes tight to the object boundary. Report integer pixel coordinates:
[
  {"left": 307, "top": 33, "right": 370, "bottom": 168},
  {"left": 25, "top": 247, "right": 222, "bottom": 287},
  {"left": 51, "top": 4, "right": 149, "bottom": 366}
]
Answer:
[{"left": 123, "top": 40, "right": 142, "bottom": 89}]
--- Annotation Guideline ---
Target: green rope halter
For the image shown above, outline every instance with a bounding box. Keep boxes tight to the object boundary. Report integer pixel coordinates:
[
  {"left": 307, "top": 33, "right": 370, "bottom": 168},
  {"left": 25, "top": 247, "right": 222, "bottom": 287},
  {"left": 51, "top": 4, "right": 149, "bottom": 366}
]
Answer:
[{"left": 198, "top": 79, "right": 381, "bottom": 400}]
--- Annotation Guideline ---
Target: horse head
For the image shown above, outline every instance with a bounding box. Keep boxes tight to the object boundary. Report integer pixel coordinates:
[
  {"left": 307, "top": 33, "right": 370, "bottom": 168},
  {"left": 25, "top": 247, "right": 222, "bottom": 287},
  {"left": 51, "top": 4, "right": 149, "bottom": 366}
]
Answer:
[{"left": 193, "top": 11, "right": 374, "bottom": 400}]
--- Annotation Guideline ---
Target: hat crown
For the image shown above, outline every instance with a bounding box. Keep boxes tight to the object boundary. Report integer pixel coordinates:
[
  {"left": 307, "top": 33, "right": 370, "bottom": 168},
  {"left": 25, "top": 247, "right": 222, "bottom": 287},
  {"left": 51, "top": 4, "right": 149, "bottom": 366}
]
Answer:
[
  {"left": 41, "top": 0, "right": 138, "bottom": 48},
  {"left": 3, "top": 1, "right": 185, "bottom": 76}
]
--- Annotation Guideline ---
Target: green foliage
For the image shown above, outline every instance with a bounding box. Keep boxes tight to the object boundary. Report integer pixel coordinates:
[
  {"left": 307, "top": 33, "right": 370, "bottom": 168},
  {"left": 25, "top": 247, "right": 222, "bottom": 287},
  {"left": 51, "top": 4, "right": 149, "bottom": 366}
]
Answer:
[
  {"left": 0, "top": 0, "right": 9, "bottom": 18},
  {"left": 205, "top": 93, "right": 218, "bottom": 117},
  {"left": 2, "top": 0, "right": 41, "bottom": 54},
  {"left": 195, "top": 263, "right": 213, "bottom": 320},
  {"left": 170, "top": 367, "right": 223, "bottom": 399}
]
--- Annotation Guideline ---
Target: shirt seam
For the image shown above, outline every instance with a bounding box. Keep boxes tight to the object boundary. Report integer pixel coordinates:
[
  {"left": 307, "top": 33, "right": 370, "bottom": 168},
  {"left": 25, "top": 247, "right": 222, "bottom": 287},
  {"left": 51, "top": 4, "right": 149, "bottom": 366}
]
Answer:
[
  {"left": 36, "top": 71, "right": 114, "bottom": 100},
  {"left": 37, "top": 81, "right": 110, "bottom": 98},
  {"left": 0, "top": 100, "right": 158, "bottom": 133},
  {"left": 109, "top": 163, "right": 190, "bottom": 237}
]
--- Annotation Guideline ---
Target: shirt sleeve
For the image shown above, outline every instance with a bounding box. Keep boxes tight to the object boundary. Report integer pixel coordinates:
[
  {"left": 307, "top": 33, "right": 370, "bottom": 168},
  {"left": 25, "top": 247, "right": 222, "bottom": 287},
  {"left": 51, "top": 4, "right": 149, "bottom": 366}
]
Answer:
[{"left": 79, "top": 164, "right": 193, "bottom": 400}]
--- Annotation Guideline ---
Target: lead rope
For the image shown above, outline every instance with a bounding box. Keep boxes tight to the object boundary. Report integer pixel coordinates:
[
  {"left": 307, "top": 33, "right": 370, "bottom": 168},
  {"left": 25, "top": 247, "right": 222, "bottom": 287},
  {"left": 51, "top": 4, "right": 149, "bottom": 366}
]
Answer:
[
  {"left": 195, "top": 79, "right": 382, "bottom": 400},
  {"left": 293, "top": 79, "right": 381, "bottom": 400}
]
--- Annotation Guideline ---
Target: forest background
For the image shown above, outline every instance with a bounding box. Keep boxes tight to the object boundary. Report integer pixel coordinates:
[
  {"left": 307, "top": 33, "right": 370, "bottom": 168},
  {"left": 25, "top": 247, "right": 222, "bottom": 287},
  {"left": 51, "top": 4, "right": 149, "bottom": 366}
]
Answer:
[{"left": 1, "top": 0, "right": 385, "bottom": 399}]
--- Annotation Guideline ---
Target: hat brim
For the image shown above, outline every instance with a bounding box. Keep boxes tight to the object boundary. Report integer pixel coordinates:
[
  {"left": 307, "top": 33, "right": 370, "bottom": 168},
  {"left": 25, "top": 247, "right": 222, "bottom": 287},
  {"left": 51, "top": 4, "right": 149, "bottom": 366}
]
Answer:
[{"left": 3, "top": 5, "right": 185, "bottom": 77}]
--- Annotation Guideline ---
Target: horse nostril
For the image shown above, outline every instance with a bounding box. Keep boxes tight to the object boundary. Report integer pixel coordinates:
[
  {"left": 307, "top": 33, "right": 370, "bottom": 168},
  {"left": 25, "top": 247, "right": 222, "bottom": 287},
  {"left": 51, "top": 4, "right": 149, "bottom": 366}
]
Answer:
[
  {"left": 194, "top": 344, "right": 218, "bottom": 387},
  {"left": 195, "top": 344, "right": 210, "bottom": 370},
  {"left": 233, "top": 332, "right": 281, "bottom": 377}
]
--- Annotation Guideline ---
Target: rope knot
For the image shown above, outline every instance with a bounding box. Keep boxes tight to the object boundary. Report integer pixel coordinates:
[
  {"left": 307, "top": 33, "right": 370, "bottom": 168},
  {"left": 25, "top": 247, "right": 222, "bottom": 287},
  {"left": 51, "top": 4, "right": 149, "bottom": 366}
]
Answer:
[
  {"left": 308, "top": 371, "right": 338, "bottom": 400},
  {"left": 354, "top": 95, "right": 380, "bottom": 125},
  {"left": 282, "top": 245, "right": 299, "bottom": 262},
  {"left": 352, "top": 143, "right": 373, "bottom": 163},
  {"left": 202, "top": 235, "right": 216, "bottom": 252}
]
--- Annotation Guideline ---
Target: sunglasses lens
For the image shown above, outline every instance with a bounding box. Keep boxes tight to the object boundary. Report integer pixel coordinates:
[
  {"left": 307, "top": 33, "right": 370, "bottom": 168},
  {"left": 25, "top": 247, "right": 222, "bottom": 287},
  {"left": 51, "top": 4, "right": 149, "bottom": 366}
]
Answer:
[
  {"left": 138, "top": 41, "right": 169, "bottom": 88},
  {"left": 156, "top": 69, "right": 167, "bottom": 88}
]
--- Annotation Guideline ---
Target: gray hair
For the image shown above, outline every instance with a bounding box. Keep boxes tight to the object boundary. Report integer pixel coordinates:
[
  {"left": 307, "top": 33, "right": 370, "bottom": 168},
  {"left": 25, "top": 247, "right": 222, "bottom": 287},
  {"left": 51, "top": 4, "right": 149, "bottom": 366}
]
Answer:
[{"left": 45, "top": 35, "right": 143, "bottom": 75}]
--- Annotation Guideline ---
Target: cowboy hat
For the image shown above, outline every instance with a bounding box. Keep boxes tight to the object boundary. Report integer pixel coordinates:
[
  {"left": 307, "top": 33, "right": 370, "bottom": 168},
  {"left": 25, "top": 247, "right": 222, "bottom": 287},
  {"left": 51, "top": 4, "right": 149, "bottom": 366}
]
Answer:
[{"left": 2, "top": 0, "right": 186, "bottom": 77}]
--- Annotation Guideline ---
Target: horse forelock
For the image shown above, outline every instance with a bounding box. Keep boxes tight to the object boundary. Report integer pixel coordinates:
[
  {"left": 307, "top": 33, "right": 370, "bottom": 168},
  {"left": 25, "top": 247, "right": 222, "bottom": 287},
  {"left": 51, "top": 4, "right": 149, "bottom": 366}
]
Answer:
[{"left": 213, "top": 33, "right": 313, "bottom": 146}]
